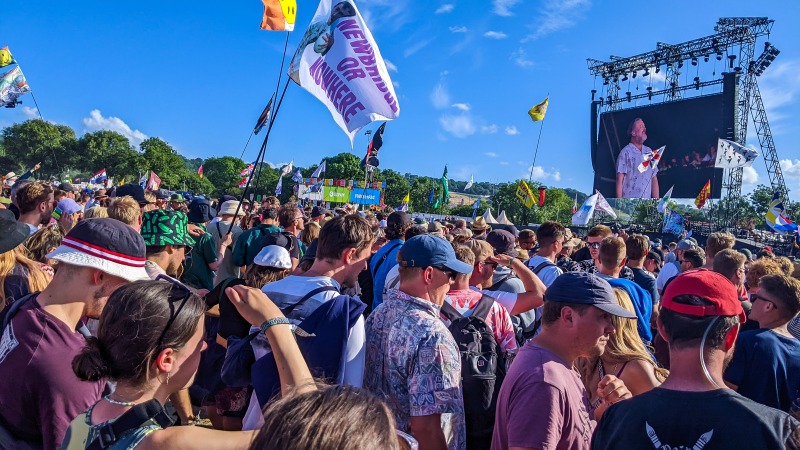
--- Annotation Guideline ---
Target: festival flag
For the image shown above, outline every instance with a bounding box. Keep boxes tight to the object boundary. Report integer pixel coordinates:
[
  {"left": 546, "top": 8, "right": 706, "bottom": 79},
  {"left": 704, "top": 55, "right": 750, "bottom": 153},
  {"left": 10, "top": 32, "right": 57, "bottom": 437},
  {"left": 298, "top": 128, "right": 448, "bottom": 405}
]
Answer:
[
  {"left": 275, "top": 176, "right": 283, "bottom": 195},
  {"left": 464, "top": 175, "right": 474, "bottom": 191},
  {"left": 139, "top": 174, "right": 148, "bottom": 188},
  {"left": 572, "top": 193, "right": 578, "bottom": 214},
  {"left": 766, "top": 192, "right": 798, "bottom": 234},
  {"left": 364, "top": 122, "right": 386, "bottom": 167},
  {"left": 89, "top": 169, "right": 107, "bottom": 184},
  {"left": 289, "top": 0, "right": 399, "bottom": 144},
  {"left": 515, "top": 180, "right": 537, "bottom": 209},
  {"left": 715, "top": 138, "right": 759, "bottom": 169},
  {"left": 441, "top": 166, "right": 449, "bottom": 205},
  {"left": 254, "top": 98, "right": 273, "bottom": 135},
  {"left": 0, "top": 66, "right": 31, "bottom": 107},
  {"left": 240, "top": 163, "right": 255, "bottom": 177},
  {"left": 694, "top": 179, "right": 711, "bottom": 209},
  {"left": 657, "top": 185, "right": 674, "bottom": 214},
  {"left": 662, "top": 208, "right": 686, "bottom": 235},
  {"left": 197, "top": 165, "right": 204, "bottom": 178},
  {"left": 528, "top": 97, "right": 549, "bottom": 122},
  {"left": 147, "top": 171, "right": 161, "bottom": 191},
  {"left": 311, "top": 160, "right": 327, "bottom": 178},
  {"left": 572, "top": 194, "right": 598, "bottom": 225},
  {"left": 638, "top": 145, "right": 666, "bottom": 173},
  {"left": 594, "top": 190, "right": 617, "bottom": 219},
  {"left": 292, "top": 168, "right": 303, "bottom": 182},
  {"left": 239, "top": 177, "right": 249, "bottom": 189},
  {"left": 538, "top": 187, "right": 546, "bottom": 207},
  {"left": 260, "top": 0, "right": 297, "bottom": 31},
  {"left": 428, "top": 185, "right": 436, "bottom": 205},
  {"left": 280, "top": 160, "right": 294, "bottom": 176},
  {"left": 401, "top": 192, "right": 410, "bottom": 205},
  {"left": 0, "top": 47, "right": 14, "bottom": 68}
]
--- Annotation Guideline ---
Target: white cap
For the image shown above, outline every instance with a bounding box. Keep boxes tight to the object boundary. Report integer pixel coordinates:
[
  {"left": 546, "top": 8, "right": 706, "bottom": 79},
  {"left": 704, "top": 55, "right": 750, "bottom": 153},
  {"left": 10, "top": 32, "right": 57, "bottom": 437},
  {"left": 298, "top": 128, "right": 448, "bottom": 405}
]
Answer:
[{"left": 253, "top": 245, "right": 292, "bottom": 269}]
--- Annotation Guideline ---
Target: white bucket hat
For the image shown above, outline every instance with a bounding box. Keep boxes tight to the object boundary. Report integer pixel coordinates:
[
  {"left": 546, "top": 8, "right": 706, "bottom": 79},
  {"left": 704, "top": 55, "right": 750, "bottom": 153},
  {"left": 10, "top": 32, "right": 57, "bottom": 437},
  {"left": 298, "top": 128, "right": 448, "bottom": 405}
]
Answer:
[{"left": 253, "top": 245, "right": 292, "bottom": 269}]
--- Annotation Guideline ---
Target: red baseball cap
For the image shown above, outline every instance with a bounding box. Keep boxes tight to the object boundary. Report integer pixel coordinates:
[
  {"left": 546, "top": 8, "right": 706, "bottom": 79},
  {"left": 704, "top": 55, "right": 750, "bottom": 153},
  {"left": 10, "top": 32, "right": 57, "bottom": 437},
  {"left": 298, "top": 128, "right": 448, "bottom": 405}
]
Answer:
[{"left": 661, "top": 269, "right": 746, "bottom": 323}]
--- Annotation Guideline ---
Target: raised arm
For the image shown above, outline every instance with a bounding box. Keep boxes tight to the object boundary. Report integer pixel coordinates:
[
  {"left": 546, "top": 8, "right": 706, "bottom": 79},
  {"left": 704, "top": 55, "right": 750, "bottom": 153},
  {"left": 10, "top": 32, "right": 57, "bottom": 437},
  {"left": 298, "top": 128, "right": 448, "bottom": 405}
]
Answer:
[{"left": 490, "top": 254, "right": 545, "bottom": 314}]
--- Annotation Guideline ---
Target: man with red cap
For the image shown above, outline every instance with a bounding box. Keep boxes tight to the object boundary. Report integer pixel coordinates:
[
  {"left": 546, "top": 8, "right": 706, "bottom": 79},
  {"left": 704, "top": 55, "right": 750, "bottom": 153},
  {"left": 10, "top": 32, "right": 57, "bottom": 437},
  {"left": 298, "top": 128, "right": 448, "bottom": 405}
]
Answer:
[{"left": 592, "top": 269, "right": 800, "bottom": 449}]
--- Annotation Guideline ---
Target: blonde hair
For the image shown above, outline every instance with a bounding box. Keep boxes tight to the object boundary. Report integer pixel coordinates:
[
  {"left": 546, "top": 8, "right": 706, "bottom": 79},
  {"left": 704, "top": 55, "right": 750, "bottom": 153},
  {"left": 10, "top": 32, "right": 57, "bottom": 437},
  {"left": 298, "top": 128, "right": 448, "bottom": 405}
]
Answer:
[
  {"left": 84, "top": 207, "right": 108, "bottom": 219},
  {"left": 302, "top": 221, "right": 321, "bottom": 247},
  {"left": 747, "top": 258, "right": 783, "bottom": 290},
  {"left": 0, "top": 245, "right": 50, "bottom": 306},
  {"left": 107, "top": 196, "right": 142, "bottom": 227},
  {"left": 25, "top": 226, "right": 64, "bottom": 264}
]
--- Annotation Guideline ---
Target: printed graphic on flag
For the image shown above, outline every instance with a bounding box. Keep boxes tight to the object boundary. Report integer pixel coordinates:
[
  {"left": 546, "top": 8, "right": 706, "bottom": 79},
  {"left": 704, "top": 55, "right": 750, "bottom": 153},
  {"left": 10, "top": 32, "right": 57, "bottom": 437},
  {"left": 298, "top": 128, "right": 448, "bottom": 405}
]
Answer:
[
  {"left": 715, "top": 138, "right": 759, "bottom": 169},
  {"left": 638, "top": 146, "right": 666, "bottom": 173}
]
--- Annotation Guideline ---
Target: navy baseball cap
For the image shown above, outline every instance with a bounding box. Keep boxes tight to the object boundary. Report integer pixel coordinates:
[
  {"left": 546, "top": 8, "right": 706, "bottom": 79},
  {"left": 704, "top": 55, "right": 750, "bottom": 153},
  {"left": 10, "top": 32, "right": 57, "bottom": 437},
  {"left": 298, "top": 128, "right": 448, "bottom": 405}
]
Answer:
[
  {"left": 399, "top": 235, "right": 472, "bottom": 274},
  {"left": 544, "top": 272, "right": 637, "bottom": 318}
]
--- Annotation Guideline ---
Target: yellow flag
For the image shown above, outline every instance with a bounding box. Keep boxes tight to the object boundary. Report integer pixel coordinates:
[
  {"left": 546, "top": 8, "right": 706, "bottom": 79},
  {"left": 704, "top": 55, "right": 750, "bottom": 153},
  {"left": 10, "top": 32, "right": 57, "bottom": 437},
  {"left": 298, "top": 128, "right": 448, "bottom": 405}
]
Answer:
[
  {"left": 118, "top": 178, "right": 126, "bottom": 186},
  {"left": 694, "top": 179, "right": 711, "bottom": 209},
  {"left": 515, "top": 180, "right": 537, "bottom": 209},
  {"left": 402, "top": 192, "right": 410, "bottom": 204},
  {"left": 0, "top": 47, "right": 13, "bottom": 68},
  {"left": 528, "top": 97, "right": 549, "bottom": 122}
]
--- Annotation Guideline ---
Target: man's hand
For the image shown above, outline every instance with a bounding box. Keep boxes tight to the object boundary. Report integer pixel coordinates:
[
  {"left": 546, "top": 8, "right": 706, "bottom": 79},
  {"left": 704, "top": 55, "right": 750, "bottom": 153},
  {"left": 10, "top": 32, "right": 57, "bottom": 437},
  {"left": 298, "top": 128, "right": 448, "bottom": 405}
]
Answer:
[
  {"left": 594, "top": 374, "right": 632, "bottom": 420},
  {"left": 618, "top": 228, "right": 629, "bottom": 241},
  {"left": 32, "top": 162, "right": 42, "bottom": 172},
  {"left": 187, "top": 223, "right": 205, "bottom": 237},
  {"left": 220, "top": 232, "right": 233, "bottom": 248},
  {"left": 489, "top": 253, "right": 516, "bottom": 268}
]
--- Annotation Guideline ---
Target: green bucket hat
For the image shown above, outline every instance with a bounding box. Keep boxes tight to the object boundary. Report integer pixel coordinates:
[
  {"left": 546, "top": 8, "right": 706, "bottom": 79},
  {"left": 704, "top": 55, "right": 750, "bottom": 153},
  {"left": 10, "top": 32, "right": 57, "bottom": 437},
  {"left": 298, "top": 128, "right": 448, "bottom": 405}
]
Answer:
[
  {"left": 141, "top": 210, "right": 195, "bottom": 247},
  {"left": 170, "top": 193, "right": 185, "bottom": 203}
]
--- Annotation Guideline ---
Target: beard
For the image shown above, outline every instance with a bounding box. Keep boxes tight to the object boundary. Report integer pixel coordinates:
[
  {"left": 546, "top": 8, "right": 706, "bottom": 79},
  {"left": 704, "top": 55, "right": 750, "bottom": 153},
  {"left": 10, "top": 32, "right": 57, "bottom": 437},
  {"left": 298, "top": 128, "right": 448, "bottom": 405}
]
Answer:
[{"left": 86, "top": 283, "right": 109, "bottom": 320}]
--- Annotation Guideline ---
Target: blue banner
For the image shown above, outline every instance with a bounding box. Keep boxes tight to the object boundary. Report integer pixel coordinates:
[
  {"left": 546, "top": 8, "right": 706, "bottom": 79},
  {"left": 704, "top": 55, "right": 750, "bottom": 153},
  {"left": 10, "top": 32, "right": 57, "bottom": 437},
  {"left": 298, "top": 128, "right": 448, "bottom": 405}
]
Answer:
[
  {"left": 662, "top": 208, "right": 685, "bottom": 236},
  {"left": 350, "top": 188, "right": 381, "bottom": 205}
]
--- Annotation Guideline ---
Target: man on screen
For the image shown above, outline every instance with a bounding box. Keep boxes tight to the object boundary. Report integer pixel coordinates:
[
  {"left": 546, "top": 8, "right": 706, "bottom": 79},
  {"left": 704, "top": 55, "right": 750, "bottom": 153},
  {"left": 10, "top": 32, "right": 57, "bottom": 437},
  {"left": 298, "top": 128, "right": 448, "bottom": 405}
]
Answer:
[{"left": 616, "top": 118, "right": 660, "bottom": 199}]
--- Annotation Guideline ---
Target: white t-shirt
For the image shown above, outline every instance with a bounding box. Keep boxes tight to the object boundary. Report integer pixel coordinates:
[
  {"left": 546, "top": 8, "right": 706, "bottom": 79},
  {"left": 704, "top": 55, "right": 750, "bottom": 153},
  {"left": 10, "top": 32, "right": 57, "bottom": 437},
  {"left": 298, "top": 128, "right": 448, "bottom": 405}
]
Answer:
[
  {"left": 656, "top": 261, "right": 680, "bottom": 292},
  {"left": 525, "top": 255, "right": 563, "bottom": 287}
]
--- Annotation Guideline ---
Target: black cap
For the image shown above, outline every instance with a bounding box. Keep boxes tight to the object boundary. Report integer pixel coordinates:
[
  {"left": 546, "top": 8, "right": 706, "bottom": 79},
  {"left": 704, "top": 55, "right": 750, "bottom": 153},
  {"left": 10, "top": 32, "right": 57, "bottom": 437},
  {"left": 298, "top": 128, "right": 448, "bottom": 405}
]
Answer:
[
  {"left": 219, "top": 194, "right": 238, "bottom": 204},
  {"left": 260, "top": 232, "right": 295, "bottom": 254},
  {"left": 0, "top": 209, "right": 30, "bottom": 254},
  {"left": 646, "top": 251, "right": 662, "bottom": 265},
  {"left": 544, "top": 272, "right": 637, "bottom": 318},
  {"left": 486, "top": 230, "right": 519, "bottom": 257},
  {"left": 187, "top": 198, "right": 217, "bottom": 223},
  {"left": 388, "top": 211, "right": 413, "bottom": 229},
  {"left": 155, "top": 189, "right": 171, "bottom": 200},
  {"left": 311, "top": 206, "right": 328, "bottom": 218},
  {"left": 116, "top": 184, "right": 151, "bottom": 205},
  {"left": 58, "top": 182, "right": 76, "bottom": 192}
]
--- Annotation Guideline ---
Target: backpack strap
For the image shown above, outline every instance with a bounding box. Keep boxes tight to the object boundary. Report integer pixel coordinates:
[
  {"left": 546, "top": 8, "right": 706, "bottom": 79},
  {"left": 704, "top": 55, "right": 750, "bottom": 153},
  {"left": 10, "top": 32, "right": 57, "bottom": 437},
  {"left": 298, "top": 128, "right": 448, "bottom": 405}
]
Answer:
[
  {"left": 488, "top": 273, "right": 512, "bottom": 291},
  {"left": 532, "top": 259, "right": 557, "bottom": 275},
  {"left": 1, "top": 293, "right": 37, "bottom": 334},
  {"left": 439, "top": 301, "right": 463, "bottom": 322},
  {"left": 87, "top": 399, "right": 174, "bottom": 450},
  {"left": 371, "top": 242, "right": 403, "bottom": 278},
  {"left": 472, "top": 294, "right": 495, "bottom": 321},
  {"left": 281, "top": 285, "right": 339, "bottom": 317}
]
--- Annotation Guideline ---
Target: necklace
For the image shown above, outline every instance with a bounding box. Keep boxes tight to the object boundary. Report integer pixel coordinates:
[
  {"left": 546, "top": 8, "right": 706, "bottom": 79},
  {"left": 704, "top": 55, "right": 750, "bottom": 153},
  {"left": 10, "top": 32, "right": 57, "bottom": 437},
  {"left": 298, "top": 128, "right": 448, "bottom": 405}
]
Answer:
[{"left": 102, "top": 394, "right": 138, "bottom": 407}]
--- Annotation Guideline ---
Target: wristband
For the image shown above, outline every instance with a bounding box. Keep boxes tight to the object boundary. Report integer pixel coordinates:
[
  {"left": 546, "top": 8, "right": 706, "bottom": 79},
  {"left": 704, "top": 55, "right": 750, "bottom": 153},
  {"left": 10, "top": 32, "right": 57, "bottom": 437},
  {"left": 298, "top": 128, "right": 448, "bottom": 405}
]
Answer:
[
  {"left": 260, "top": 317, "right": 292, "bottom": 333},
  {"left": 507, "top": 257, "right": 517, "bottom": 268}
]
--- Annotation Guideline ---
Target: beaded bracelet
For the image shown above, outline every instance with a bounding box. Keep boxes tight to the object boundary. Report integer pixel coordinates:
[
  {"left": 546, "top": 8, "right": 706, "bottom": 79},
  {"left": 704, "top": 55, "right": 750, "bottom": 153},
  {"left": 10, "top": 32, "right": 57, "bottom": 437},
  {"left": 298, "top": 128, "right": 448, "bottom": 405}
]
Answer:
[{"left": 259, "top": 317, "right": 292, "bottom": 333}]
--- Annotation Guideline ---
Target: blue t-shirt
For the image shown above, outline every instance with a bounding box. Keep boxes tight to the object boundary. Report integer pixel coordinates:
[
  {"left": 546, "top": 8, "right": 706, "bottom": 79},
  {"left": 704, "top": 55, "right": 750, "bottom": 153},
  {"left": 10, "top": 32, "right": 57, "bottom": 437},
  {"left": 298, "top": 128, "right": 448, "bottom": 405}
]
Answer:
[
  {"left": 630, "top": 267, "right": 660, "bottom": 305},
  {"left": 603, "top": 276, "right": 653, "bottom": 344},
  {"left": 724, "top": 329, "right": 800, "bottom": 412},
  {"left": 369, "top": 239, "right": 404, "bottom": 310}
]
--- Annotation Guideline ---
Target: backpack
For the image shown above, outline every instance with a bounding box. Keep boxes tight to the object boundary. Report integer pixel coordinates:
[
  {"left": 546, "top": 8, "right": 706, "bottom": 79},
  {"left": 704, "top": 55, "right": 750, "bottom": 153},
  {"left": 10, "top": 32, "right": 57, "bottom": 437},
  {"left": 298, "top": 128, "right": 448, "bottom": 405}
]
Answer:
[
  {"left": 440, "top": 295, "right": 506, "bottom": 450},
  {"left": 509, "top": 259, "right": 557, "bottom": 344}
]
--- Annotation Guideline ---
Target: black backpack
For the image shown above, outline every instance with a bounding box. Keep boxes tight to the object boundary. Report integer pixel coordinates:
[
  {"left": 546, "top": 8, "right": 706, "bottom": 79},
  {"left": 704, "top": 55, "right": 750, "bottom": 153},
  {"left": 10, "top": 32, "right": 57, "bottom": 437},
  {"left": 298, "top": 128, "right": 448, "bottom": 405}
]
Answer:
[{"left": 440, "top": 295, "right": 506, "bottom": 450}]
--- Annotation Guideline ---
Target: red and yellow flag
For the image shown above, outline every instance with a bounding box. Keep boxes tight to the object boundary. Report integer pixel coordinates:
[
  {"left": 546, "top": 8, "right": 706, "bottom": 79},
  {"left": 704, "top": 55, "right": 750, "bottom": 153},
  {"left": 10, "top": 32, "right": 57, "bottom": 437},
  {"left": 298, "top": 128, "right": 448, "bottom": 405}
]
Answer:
[
  {"left": 197, "top": 165, "right": 204, "bottom": 178},
  {"left": 694, "top": 179, "right": 711, "bottom": 209}
]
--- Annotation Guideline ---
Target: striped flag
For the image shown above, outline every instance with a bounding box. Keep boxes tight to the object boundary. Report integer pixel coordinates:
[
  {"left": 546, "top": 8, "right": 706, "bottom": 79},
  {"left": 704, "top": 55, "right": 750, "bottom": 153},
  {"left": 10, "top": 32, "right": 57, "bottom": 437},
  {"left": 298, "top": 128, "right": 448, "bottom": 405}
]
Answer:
[{"left": 694, "top": 180, "right": 711, "bottom": 209}]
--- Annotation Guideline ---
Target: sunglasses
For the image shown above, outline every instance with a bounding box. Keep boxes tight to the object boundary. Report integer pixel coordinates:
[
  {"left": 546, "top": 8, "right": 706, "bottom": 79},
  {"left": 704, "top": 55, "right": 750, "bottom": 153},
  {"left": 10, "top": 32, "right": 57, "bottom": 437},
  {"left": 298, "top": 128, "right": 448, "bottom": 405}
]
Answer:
[
  {"left": 155, "top": 274, "right": 194, "bottom": 348},
  {"left": 588, "top": 242, "right": 602, "bottom": 249},
  {"left": 396, "top": 430, "right": 419, "bottom": 450},
  {"left": 431, "top": 265, "right": 457, "bottom": 281},
  {"left": 750, "top": 293, "right": 778, "bottom": 309}
]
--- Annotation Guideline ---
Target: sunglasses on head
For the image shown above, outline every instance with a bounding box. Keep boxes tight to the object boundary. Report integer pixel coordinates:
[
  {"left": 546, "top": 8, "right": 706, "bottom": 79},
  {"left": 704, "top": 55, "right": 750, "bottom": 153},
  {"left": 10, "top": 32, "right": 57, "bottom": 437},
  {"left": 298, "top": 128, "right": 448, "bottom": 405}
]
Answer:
[{"left": 155, "top": 274, "right": 193, "bottom": 348}]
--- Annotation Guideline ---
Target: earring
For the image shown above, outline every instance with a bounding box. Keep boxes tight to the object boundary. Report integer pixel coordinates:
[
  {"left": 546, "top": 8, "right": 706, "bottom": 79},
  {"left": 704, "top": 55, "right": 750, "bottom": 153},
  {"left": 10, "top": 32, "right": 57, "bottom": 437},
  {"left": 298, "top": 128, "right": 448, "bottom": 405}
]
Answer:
[{"left": 165, "top": 371, "right": 171, "bottom": 384}]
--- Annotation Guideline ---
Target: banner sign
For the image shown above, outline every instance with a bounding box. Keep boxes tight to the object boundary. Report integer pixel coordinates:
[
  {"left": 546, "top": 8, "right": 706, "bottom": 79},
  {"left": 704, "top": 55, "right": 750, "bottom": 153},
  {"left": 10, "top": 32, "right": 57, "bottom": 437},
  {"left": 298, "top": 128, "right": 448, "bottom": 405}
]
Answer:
[
  {"left": 350, "top": 188, "right": 380, "bottom": 205},
  {"left": 515, "top": 180, "right": 536, "bottom": 209},
  {"left": 323, "top": 186, "right": 350, "bottom": 203}
]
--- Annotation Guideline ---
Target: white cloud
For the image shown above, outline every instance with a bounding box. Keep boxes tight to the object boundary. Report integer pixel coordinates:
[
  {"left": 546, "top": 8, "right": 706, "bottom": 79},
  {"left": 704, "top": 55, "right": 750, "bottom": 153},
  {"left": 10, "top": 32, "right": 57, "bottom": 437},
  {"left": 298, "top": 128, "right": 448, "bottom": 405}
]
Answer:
[
  {"left": 430, "top": 74, "right": 451, "bottom": 109},
  {"left": 481, "top": 124, "right": 499, "bottom": 134},
  {"left": 452, "top": 103, "right": 471, "bottom": 111},
  {"left": 404, "top": 38, "right": 432, "bottom": 57},
  {"left": 758, "top": 60, "right": 800, "bottom": 136},
  {"left": 781, "top": 159, "right": 800, "bottom": 179},
  {"left": 485, "top": 152, "right": 498, "bottom": 158},
  {"left": 21, "top": 106, "right": 39, "bottom": 120},
  {"left": 439, "top": 114, "right": 476, "bottom": 138},
  {"left": 265, "top": 161, "right": 291, "bottom": 169},
  {"left": 524, "top": 0, "right": 592, "bottom": 41},
  {"left": 525, "top": 165, "right": 562, "bottom": 181},
  {"left": 384, "top": 59, "right": 398, "bottom": 72},
  {"left": 505, "top": 126, "right": 520, "bottom": 135},
  {"left": 742, "top": 166, "right": 759, "bottom": 185},
  {"left": 493, "top": 0, "right": 520, "bottom": 16},
  {"left": 359, "top": 0, "right": 411, "bottom": 32},
  {"left": 511, "top": 47, "right": 534, "bottom": 68},
  {"left": 449, "top": 25, "right": 468, "bottom": 33},
  {"left": 484, "top": 31, "right": 508, "bottom": 40},
  {"left": 435, "top": 3, "right": 454, "bottom": 14},
  {"left": 82, "top": 109, "right": 148, "bottom": 147}
]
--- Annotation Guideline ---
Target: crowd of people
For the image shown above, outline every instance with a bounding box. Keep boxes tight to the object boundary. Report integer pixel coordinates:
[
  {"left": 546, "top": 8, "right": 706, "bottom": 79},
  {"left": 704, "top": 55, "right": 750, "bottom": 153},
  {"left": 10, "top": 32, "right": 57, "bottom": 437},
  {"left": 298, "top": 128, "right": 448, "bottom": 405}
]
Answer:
[{"left": 1, "top": 175, "right": 800, "bottom": 449}]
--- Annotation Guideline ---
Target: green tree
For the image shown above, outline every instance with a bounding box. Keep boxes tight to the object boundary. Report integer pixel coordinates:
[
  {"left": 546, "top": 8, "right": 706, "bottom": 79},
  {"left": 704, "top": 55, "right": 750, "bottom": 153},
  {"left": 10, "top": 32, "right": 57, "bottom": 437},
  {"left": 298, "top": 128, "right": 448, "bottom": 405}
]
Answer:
[
  {"left": 1, "top": 119, "right": 77, "bottom": 179},
  {"left": 140, "top": 137, "right": 187, "bottom": 189},
  {"left": 203, "top": 156, "right": 247, "bottom": 197},
  {"left": 184, "top": 173, "right": 215, "bottom": 195},
  {"left": 75, "top": 131, "right": 145, "bottom": 182},
  {"left": 380, "top": 169, "right": 411, "bottom": 207},
  {"left": 749, "top": 184, "right": 778, "bottom": 218},
  {"left": 325, "top": 153, "right": 364, "bottom": 181},
  {"left": 409, "top": 177, "right": 437, "bottom": 213}
]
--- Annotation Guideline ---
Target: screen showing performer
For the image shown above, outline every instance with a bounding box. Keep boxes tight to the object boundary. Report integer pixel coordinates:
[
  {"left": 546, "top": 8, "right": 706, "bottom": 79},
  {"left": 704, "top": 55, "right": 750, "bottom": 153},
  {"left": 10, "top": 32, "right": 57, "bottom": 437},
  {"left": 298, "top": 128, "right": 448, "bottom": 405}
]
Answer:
[{"left": 592, "top": 93, "right": 730, "bottom": 199}]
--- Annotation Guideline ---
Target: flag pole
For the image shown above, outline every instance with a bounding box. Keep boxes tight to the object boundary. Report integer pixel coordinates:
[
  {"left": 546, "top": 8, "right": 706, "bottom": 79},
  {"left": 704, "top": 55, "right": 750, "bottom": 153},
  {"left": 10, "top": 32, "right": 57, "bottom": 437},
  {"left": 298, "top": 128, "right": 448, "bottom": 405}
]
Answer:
[{"left": 527, "top": 93, "right": 549, "bottom": 184}]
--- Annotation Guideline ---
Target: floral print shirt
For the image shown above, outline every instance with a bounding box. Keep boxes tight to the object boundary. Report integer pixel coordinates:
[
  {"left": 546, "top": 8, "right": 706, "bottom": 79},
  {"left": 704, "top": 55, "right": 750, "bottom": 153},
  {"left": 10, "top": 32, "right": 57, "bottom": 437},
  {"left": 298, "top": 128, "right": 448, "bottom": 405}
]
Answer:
[{"left": 364, "top": 289, "right": 466, "bottom": 450}]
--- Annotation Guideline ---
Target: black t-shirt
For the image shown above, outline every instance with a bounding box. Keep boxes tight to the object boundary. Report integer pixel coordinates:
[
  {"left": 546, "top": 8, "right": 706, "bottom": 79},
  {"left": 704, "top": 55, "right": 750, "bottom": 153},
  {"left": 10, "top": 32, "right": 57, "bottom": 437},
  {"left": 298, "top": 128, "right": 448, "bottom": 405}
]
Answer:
[
  {"left": 592, "top": 388, "right": 800, "bottom": 449},
  {"left": 205, "top": 278, "right": 251, "bottom": 339}
]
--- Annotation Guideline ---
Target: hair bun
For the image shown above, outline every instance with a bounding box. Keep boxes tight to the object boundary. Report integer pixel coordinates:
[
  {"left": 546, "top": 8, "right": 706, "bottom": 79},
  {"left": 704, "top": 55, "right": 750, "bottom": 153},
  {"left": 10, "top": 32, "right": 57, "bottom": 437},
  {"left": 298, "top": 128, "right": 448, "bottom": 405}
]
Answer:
[{"left": 72, "top": 336, "right": 113, "bottom": 381}]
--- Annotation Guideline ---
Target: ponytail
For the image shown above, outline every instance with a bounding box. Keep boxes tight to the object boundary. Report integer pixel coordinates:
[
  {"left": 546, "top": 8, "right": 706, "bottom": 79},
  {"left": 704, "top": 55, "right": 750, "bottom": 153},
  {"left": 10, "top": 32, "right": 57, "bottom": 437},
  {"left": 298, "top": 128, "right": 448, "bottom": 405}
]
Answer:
[{"left": 72, "top": 336, "right": 113, "bottom": 381}]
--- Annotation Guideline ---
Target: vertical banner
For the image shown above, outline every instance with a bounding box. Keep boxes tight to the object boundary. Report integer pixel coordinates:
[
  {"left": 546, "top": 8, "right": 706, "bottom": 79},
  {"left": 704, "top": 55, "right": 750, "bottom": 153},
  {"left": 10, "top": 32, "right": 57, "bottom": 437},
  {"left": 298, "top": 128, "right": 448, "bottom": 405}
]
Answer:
[{"left": 289, "top": 0, "right": 400, "bottom": 144}]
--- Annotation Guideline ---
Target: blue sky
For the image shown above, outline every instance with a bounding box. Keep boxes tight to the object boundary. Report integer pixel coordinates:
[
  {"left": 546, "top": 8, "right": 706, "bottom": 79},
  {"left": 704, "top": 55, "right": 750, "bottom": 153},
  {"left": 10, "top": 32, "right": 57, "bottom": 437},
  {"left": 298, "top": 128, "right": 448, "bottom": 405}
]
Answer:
[{"left": 2, "top": 0, "right": 799, "bottom": 199}]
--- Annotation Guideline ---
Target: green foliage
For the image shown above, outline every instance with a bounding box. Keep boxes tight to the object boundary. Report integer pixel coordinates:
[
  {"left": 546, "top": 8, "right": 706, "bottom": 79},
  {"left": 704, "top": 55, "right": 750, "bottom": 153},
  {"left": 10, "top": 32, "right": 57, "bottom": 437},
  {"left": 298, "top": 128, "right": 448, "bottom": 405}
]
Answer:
[
  {"left": 1, "top": 119, "right": 77, "bottom": 178},
  {"left": 325, "top": 153, "right": 363, "bottom": 181},
  {"left": 75, "top": 131, "right": 145, "bottom": 181},
  {"left": 203, "top": 156, "right": 247, "bottom": 197},
  {"left": 380, "top": 169, "right": 411, "bottom": 207},
  {"left": 140, "top": 137, "right": 187, "bottom": 189}
]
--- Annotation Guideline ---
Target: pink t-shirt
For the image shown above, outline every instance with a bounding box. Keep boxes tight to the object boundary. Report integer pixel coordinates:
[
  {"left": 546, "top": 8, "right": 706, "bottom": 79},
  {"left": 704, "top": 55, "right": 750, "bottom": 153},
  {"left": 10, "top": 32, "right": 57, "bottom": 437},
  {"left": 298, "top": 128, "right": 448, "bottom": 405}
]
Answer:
[
  {"left": 443, "top": 289, "right": 518, "bottom": 354},
  {"left": 492, "top": 343, "right": 595, "bottom": 450}
]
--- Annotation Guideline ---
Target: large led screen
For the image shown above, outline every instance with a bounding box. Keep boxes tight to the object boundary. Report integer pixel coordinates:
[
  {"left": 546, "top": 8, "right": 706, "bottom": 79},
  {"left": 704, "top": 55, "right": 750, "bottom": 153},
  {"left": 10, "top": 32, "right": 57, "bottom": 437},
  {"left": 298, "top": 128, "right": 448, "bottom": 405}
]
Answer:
[{"left": 592, "top": 93, "right": 734, "bottom": 199}]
